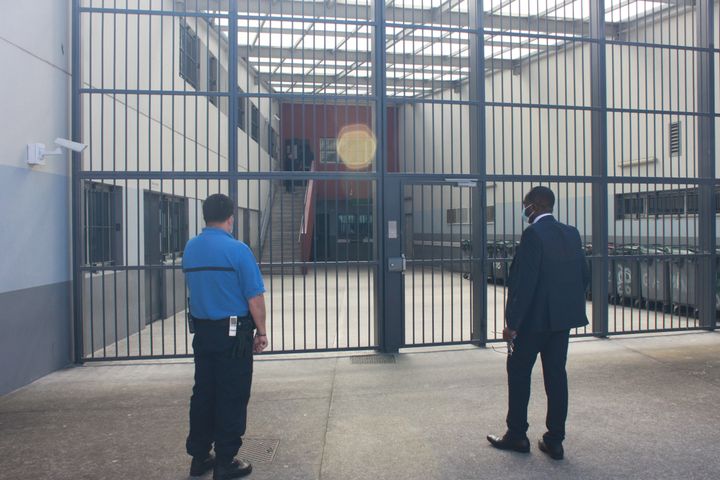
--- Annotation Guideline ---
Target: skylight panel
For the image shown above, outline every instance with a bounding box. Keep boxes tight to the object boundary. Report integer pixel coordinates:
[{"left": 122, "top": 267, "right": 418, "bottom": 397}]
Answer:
[
  {"left": 313, "top": 22, "right": 358, "bottom": 34},
  {"left": 548, "top": 0, "right": 589, "bottom": 20},
  {"left": 405, "top": 71, "right": 443, "bottom": 81},
  {"left": 343, "top": 87, "right": 370, "bottom": 95},
  {"left": 387, "top": 40, "right": 428, "bottom": 54},
  {"left": 263, "top": 20, "right": 314, "bottom": 32},
  {"left": 237, "top": 31, "right": 258, "bottom": 46},
  {"left": 483, "top": 0, "right": 508, "bottom": 12},
  {"left": 256, "top": 33, "right": 299, "bottom": 48},
  {"left": 422, "top": 42, "right": 468, "bottom": 57},
  {"left": 451, "top": 1, "right": 469, "bottom": 13},
  {"left": 309, "top": 67, "right": 344, "bottom": 76},
  {"left": 392, "top": 0, "right": 445, "bottom": 9},
  {"left": 343, "top": 67, "right": 372, "bottom": 78},
  {"left": 606, "top": 1, "right": 668, "bottom": 22},
  {"left": 497, "top": 0, "right": 570, "bottom": 17},
  {"left": 273, "top": 66, "right": 311, "bottom": 75},
  {"left": 340, "top": 37, "right": 372, "bottom": 52},
  {"left": 300, "top": 35, "right": 344, "bottom": 50}
]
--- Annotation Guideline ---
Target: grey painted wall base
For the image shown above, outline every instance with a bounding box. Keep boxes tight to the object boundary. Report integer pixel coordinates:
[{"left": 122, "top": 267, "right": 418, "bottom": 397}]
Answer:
[
  {"left": 0, "top": 281, "right": 72, "bottom": 396},
  {"left": 82, "top": 269, "right": 186, "bottom": 357}
]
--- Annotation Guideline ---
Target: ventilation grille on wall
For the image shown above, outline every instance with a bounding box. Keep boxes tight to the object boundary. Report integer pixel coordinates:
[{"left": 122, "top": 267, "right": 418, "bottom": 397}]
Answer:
[{"left": 670, "top": 121, "right": 681, "bottom": 157}]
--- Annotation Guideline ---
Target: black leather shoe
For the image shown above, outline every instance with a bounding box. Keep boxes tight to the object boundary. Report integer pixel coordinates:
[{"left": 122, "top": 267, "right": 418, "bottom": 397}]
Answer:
[
  {"left": 190, "top": 454, "right": 215, "bottom": 477},
  {"left": 538, "top": 439, "right": 564, "bottom": 460},
  {"left": 487, "top": 433, "right": 530, "bottom": 453},
  {"left": 213, "top": 458, "right": 253, "bottom": 480}
]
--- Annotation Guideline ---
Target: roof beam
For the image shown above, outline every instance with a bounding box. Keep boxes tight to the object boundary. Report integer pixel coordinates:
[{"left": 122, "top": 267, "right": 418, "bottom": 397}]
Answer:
[
  {"left": 243, "top": 45, "right": 516, "bottom": 70},
  {"left": 266, "top": 74, "right": 461, "bottom": 90},
  {"left": 223, "top": 0, "right": 596, "bottom": 35},
  {"left": 228, "top": 25, "right": 556, "bottom": 50}
]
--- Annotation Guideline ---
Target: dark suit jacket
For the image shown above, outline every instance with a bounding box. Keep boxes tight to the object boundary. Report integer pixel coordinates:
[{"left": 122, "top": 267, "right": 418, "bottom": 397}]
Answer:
[{"left": 505, "top": 216, "right": 590, "bottom": 333}]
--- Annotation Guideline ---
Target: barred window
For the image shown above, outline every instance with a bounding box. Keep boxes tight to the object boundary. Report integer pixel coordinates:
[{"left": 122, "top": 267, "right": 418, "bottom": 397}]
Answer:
[
  {"left": 207, "top": 53, "right": 218, "bottom": 106},
  {"left": 179, "top": 21, "right": 199, "bottom": 89},
  {"left": 159, "top": 195, "right": 189, "bottom": 257},
  {"left": 84, "top": 182, "right": 123, "bottom": 266}
]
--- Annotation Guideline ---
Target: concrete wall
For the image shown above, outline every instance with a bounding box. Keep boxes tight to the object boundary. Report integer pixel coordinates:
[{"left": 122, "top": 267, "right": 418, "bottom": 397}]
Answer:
[{"left": 0, "top": 0, "right": 73, "bottom": 395}]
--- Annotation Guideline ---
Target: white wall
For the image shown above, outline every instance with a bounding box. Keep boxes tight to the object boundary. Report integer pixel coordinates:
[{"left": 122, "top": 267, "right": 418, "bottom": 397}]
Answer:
[
  {"left": 79, "top": 0, "right": 279, "bottom": 265},
  {"left": 0, "top": 0, "right": 72, "bottom": 293},
  {"left": 0, "top": 0, "right": 74, "bottom": 395},
  {"left": 398, "top": 4, "right": 720, "bottom": 244}
]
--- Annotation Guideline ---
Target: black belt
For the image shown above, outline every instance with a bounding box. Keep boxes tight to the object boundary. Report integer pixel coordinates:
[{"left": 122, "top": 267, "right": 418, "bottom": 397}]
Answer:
[{"left": 189, "top": 314, "right": 254, "bottom": 330}]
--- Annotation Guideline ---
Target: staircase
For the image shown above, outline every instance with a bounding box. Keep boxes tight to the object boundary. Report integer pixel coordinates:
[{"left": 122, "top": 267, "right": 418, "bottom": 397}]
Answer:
[{"left": 260, "top": 185, "right": 307, "bottom": 275}]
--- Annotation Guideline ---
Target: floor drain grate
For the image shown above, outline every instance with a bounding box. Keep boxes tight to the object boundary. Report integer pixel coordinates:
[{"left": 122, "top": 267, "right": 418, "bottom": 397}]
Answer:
[
  {"left": 238, "top": 438, "right": 280, "bottom": 464},
  {"left": 351, "top": 355, "right": 396, "bottom": 364}
]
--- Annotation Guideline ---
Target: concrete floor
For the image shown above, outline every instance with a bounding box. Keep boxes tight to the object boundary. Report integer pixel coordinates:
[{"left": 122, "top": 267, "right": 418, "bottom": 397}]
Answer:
[
  {"left": 89, "top": 267, "right": 701, "bottom": 359},
  {"left": 2, "top": 332, "right": 719, "bottom": 479}
]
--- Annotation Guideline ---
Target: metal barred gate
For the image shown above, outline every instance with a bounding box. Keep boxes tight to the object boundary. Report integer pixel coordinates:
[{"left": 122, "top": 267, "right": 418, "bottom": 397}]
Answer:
[{"left": 72, "top": 0, "right": 717, "bottom": 361}]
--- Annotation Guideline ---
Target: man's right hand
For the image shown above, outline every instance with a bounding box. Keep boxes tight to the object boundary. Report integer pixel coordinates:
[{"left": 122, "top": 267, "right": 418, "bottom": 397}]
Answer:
[
  {"left": 502, "top": 327, "right": 517, "bottom": 341},
  {"left": 253, "top": 334, "right": 268, "bottom": 353}
]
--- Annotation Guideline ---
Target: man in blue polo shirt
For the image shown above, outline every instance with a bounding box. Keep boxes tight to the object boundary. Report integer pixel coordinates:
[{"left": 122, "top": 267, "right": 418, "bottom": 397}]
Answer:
[{"left": 183, "top": 193, "right": 268, "bottom": 480}]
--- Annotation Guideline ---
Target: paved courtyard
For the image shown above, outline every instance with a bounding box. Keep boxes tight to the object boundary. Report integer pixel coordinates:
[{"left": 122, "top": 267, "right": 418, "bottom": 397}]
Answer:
[
  {"left": 1, "top": 331, "right": 719, "bottom": 479},
  {"left": 88, "top": 267, "right": 701, "bottom": 359}
]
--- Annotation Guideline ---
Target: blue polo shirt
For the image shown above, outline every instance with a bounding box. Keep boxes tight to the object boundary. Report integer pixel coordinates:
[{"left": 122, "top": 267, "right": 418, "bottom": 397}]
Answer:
[{"left": 182, "top": 227, "right": 265, "bottom": 320}]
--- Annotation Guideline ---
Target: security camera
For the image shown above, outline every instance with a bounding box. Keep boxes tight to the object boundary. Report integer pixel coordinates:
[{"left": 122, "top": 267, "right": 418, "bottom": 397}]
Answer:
[
  {"left": 27, "top": 137, "right": 88, "bottom": 166},
  {"left": 54, "top": 137, "right": 88, "bottom": 152}
]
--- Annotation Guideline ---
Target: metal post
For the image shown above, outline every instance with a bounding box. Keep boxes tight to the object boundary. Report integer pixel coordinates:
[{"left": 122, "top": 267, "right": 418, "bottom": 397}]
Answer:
[
  {"left": 373, "top": 1, "right": 402, "bottom": 353},
  {"left": 468, "top": 0, "right": 488, "bottom": 346},
  {"left": 228, "top": 0, "right": 239, "bottom": 237},
  {"left": 590, "top": 0, "right": 609, "bottom": 337},
  {"left": 696, "top": 0, "right": 716, "bottom": 330},
  {"left": 71, "top": 0, "right": 85, "bottom": 363}
]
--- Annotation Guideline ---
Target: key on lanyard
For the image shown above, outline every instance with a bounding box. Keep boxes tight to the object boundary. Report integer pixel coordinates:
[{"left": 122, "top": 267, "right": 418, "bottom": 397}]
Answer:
[{"left": 229, "top": 316, "right": 238, "bottom": 337}]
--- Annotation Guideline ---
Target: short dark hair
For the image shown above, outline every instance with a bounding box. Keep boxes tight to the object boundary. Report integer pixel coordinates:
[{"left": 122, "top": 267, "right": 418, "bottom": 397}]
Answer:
[
  {"left": 203, "top": 193, "right": 234, "bottom": 224},
  {"left": 525, "top": 186, "right": 555, "bottom": 211}
]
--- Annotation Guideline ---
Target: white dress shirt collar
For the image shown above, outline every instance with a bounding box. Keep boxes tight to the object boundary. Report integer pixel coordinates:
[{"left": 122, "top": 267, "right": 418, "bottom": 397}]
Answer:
[{"left": 532, "top": 213, "right": 553, "bottom": 224}]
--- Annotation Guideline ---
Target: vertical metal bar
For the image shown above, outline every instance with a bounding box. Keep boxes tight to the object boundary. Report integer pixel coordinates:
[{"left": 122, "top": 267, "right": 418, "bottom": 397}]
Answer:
[
  {"left": 72, "top": 0, "right": 85, "bottom": 363},
  {"left": 696, "top": 0, "right": 716, "bottom": 330},
  {"left": 228, "top": 0, "right": 239, "bottom": 236},
  {"left": 374, "top": 1, "right": 400, "bottom": 353},
  {"left": 590, "top": 0, "right": 609, "bottom": 337},
  {"left": 468, "top": 0, "right": 487, "bottom": 346}
]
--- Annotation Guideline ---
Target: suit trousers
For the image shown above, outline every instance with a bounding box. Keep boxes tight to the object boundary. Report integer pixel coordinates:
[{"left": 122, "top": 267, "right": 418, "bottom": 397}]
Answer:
[
  {"left": 506, "top": 329, "right": 570, "bottom": 445},
  {"left": 186, "top": 321, "right": 254, "bottom": 463}
]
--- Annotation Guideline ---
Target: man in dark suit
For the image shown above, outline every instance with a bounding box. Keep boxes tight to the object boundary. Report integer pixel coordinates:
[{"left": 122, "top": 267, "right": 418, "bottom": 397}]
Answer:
[{"left": 487, "top": 186, "right": 589, "bottom": 460}]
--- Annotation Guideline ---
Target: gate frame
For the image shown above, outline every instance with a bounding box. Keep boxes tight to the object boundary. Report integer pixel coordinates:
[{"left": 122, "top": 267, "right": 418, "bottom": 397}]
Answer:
[{"left": 70, "top": 0, "right": 717, "bottom": 362}]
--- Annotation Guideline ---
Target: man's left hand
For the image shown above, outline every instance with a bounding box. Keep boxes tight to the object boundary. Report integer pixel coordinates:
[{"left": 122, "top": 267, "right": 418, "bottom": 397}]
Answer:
[
  {"left": 502, "top": 328, "right": 517, "bottom": 341},
  {"left": 253, "top": 334, "right": 268, "bottom": 353}
]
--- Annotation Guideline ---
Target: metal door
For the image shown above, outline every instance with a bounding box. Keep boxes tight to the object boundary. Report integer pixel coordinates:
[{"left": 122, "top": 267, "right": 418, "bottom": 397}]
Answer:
[{"left": 400, "top": 181, "right": 484, "bottom": 347}]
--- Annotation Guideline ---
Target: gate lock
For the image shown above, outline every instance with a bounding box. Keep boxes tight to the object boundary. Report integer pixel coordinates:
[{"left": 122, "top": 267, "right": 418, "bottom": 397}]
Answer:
[{"left": 388, "top": 254, "right": 407, "bottom": 273}]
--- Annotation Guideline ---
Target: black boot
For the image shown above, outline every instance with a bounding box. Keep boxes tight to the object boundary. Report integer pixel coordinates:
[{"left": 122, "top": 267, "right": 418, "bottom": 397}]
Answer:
[{"left": 213, "top": 458, "right": 253, "bottom": 480}]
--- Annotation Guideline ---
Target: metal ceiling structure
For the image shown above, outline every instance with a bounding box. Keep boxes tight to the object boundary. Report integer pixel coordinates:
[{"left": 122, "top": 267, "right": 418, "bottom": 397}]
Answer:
[{"left": 191, "top": 0, "right": 689, "bottom": 97}]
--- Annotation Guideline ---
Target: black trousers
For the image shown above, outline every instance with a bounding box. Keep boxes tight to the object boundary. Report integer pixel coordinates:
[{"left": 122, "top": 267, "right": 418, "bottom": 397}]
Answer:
[
  {"left": 506, "top": 329, "right": 570, "bottom": 445},
  {"left": 186, "top": 321, "right": 254, "bottom": 463}
]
